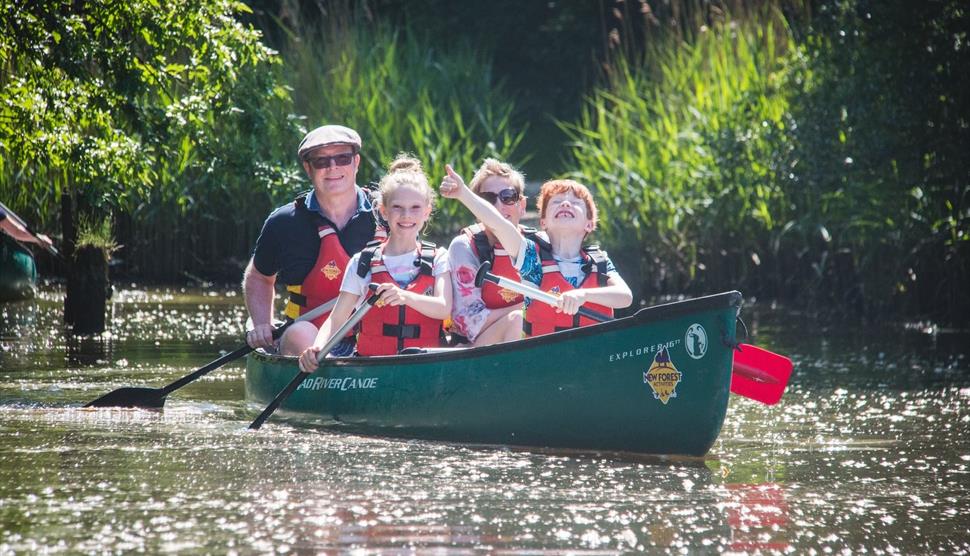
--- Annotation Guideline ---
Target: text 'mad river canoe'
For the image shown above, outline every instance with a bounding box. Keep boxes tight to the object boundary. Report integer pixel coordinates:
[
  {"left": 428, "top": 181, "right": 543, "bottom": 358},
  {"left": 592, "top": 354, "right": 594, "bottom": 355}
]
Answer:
[{"left": 246, "top": 291, "right": 742, "bottom": 457}]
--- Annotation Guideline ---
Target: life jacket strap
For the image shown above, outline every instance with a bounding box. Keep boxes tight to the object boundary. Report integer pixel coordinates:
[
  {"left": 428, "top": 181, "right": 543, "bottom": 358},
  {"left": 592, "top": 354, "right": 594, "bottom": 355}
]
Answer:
[
  {"left": 288, "top": 291, "right": 308, "bottom": 307},
  {"left": 357, "top": 241, "right": 381, "bottom": 278},
  {"left": 382, "top": 323, "right": 422, "bottom": 339},
  {"left": 284, "top": 284, "right": 303, "bottom": 320},
  {"left": 582, "top": 245, "right": 610, "bottom": 287},
  {"left": 523, "top": 320, "right": 573, "bottom": 336},
  {"left": 471, "top": 229, "right": 493, "bottom": 265}
]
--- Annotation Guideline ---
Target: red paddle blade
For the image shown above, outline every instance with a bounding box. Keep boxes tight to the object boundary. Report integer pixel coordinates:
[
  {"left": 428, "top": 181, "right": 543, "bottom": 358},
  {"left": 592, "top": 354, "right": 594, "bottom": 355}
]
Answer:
[{"left": 730, "top": 343, "right": 793, "bottom": 405}]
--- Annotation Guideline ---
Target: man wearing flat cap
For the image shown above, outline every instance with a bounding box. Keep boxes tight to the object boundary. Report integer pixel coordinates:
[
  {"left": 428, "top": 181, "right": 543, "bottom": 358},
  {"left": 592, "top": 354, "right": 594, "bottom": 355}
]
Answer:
[{"left": 243, "top": 124, "right": 384, "bottom": 355}]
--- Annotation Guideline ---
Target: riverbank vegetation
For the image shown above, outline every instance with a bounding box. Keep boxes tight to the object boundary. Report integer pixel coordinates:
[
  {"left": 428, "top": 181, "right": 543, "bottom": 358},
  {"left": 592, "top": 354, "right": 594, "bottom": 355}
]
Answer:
[
  {"left": 565, "top": 2, "right": 968, "bottom": 324},
  {"left": 1, "top": 0, "right": 967, "bottom": 326}
]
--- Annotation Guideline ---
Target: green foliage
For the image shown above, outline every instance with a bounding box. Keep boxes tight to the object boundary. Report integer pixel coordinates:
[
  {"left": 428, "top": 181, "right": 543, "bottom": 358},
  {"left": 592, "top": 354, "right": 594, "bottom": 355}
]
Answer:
[
  {"left": 562, "top": 1, "right": 970, "bottom": 324},
  {"left": 561, "top": 11, "right": 795, "bottom": 295},
  {"left": 0, "top": 0, "right": 298, "bottom": 276},
  {"left": 281, "top": 16, "right": 526, "bottom": 236},
  {"left": 779, "top": 0, "right": 969, "bottom": 321}
]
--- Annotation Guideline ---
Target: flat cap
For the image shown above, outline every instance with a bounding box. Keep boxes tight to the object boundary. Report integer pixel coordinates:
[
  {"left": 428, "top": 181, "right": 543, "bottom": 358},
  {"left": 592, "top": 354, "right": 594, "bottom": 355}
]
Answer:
[{"left": 298, "top": 125, "right": 362, "bottom": 159}]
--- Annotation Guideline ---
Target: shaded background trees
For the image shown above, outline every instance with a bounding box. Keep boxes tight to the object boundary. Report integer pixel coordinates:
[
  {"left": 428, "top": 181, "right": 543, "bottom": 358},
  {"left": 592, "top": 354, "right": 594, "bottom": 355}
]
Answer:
[{"left": 1, "top": 0, "right": 967, "bottom": 325}]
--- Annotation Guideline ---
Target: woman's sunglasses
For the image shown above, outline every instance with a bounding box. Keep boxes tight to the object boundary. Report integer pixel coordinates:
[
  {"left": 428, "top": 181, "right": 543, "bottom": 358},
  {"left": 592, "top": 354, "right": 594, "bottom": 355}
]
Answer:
[
  {"left": 477, "top": 188, "right": 521, "bottom": 206},
  {"left": 307, "top": 153, "right": 356, "bottom": 169}
]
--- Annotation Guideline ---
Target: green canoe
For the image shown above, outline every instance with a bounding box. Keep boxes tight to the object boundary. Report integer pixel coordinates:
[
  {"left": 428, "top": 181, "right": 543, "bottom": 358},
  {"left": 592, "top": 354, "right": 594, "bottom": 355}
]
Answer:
[
  {"left": 0, "top": 233, "right": 37, "bottom": 302},
  {"left": 246, "top": 291, "right": 742, "bottom": 456}
]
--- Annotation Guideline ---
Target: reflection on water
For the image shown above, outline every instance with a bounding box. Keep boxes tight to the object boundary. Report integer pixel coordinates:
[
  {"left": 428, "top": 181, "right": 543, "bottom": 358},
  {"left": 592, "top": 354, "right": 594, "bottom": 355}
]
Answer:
[
  {"left": 1, "top": 287, "right": 969, "bottom": 553},
  {"left": 723, "top": 483, "right": 789, "bottom": 552}
]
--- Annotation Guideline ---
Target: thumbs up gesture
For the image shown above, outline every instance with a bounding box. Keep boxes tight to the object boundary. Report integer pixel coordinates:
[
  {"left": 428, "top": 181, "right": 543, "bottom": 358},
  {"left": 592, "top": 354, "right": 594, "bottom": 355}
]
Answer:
[{"left": 439, "top": 164, "right": 468, "bottom": 199}]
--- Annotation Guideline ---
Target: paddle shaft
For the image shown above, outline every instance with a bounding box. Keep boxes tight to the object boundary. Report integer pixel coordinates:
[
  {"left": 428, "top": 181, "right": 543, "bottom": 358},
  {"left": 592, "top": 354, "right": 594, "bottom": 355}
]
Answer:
[
  {"left": 161, "top": 296, "right": 339, "bottom": 393},
  {"left": 0, "top": 200, "right": 60, "bottom": 258},
  {"left": 480, "top": 268, "right": 612, "bottom": 323},
  {"left": 248, "top": 287, "right": 381, "bottom": 430},
  {"left": 82, "top": 297, "right": 338, "bottom": 408}
]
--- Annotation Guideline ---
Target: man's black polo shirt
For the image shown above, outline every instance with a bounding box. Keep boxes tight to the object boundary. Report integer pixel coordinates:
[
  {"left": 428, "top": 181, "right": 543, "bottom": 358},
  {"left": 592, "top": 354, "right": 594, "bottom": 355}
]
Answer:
[{"left": 252, "top": 188, "right": 377, "bottom": 286}]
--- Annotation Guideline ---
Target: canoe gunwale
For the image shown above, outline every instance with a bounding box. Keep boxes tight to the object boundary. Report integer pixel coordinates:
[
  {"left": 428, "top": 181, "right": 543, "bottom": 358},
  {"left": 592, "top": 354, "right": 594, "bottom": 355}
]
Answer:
[{"left": 250, "top": 290, "right": 743, "bottom": 366}]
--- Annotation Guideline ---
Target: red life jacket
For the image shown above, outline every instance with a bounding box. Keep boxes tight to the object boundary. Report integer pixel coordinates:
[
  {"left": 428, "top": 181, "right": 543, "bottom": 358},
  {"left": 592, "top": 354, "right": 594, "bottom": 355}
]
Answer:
[
  {"left": 284, "top": 193, "right": 386, "bottom": 328},
  {"left": 522, "top": 241, "right": 613, "bottom": 337},
  {"left": 355, "top": 241, "right": 443, "bottom": 356},
  {"left": 461, "top": 223, "right": 538, "bottom": 309}
]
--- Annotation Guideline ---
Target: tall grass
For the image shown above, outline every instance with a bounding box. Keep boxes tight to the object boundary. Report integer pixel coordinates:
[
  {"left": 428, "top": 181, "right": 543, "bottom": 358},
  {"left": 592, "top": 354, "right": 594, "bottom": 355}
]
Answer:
[
  {"left": 282, "top": 17, "right": 527, "bottom": 237},
  {"left": 561, "top": 12, "right": 794, "bottom": 298},
  {"left": 562, "top": 2, "right": 969, "bottom": 325}
]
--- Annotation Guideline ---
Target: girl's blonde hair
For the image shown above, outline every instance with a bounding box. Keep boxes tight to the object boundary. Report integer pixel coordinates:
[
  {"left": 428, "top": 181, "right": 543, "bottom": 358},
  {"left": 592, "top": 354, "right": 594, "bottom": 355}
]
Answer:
[
  {"left": 537, "top": 179, "right": 598, "bottom": 232},
  {"left": 468, "top": 158, "right": 526, "bottom": 195},
  {"left": 378, "top": 153, "right": 436, "bottom": 207}
]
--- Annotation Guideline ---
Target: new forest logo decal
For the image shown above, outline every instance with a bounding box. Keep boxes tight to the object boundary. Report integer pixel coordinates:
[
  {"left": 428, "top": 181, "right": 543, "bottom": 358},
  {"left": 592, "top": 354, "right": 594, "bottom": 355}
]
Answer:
[
  {"left": 643, "top": 348, "right": 682, "bottom": 404},
  {"left": 322, "top": 260, "right": 341, "bottom": 280}
]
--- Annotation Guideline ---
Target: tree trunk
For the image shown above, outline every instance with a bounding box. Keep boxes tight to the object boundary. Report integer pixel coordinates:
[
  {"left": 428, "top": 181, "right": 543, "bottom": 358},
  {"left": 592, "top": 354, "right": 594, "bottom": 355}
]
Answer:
[
  {"left": 61, "top": 190, "right": 77, "bottom": 325},
  {"left": 65, "top": 244, "right": 110, "bottom": 335},
  {"left": 62, "top": 188, "right": 111, "bottom": 335}
]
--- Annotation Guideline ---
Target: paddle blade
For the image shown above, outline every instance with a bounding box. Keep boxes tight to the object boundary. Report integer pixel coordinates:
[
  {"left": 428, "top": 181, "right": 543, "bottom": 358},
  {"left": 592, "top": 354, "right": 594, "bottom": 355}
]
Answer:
[
  {"left": 83, "top": 387, "right": 166, "bottom": 409},
  {"left": 730, "top": 343, "right": 793, "bottom": 405}
]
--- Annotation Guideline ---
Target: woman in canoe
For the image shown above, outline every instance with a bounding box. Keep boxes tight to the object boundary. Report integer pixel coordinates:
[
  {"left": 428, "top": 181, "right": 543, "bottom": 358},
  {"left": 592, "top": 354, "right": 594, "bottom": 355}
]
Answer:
[
  {"left": 447, "top": 158, "right": 535, "bottom": 346},
  {"left": 298, "top": 154, "right": 451, "bottom": 369},
  {"left": 440, "top": 165, "right": 632, "bottom": 337}
]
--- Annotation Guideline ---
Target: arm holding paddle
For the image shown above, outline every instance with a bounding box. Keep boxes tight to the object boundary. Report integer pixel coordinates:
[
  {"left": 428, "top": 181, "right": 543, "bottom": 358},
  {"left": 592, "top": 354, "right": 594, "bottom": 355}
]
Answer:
[
  {"left": 0, "top": 216, "right": 53, "bottom": 249},
  {"left": 371, "top": 274, "right": 453, "bottom": 321},
  {"left": 243, "top": 260, "right": 278, "bottom": 349},
  {"left": 252, "top": 286, "right": 383, "bottom": 430},
  {"left": 555, "top": 274, "right": 632, "bottom": 316},
  {"left": 298, "top": 290, "right": 360, "bottom": 373},
  {"left": 440, "top": 164, "right": 525, "bottom": 261}
]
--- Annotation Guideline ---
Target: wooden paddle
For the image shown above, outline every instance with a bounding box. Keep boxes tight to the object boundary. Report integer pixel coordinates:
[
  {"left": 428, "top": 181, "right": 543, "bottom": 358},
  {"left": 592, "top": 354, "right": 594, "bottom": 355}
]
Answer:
[
  {"left": 474, "top": 262, "right": 793, "bottom": 405},
  {"left": 248, "top": 285, "right": 382, "bottom": 430},
  {"left": 83, "top": 297, "right": 339, "bottom": 409}
]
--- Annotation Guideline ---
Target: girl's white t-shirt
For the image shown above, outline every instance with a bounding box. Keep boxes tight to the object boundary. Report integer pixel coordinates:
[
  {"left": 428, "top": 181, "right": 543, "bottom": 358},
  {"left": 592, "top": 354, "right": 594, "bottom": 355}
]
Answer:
[{"left": 341, "top": 246, "right": 450, "bottom": 298}]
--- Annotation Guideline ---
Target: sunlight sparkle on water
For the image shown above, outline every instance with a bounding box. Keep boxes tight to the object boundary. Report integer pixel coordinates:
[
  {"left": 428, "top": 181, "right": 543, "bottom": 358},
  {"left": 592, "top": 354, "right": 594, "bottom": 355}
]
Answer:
[{"left": 1, "top": 288, "right": 969, "bottom": 552}]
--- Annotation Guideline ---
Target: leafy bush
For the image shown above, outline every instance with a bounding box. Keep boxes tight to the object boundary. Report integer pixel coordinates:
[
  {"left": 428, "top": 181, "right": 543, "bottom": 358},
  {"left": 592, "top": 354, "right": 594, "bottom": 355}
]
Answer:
[{"left": 0, "top": 0, "right": 298, "bottom": 278}]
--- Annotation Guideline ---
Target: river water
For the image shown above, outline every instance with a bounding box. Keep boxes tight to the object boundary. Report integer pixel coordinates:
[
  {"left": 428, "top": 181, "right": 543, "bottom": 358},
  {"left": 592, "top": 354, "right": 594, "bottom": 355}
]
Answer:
[{"left": 1, "top": 287, "right": 968, "bottom": 554}]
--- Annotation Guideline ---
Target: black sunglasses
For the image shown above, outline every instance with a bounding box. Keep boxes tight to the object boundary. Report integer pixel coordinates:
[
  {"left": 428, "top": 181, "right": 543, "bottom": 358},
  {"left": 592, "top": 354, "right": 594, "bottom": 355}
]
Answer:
[
  {"left": 307, "top": 152, "right": 356, "bottom": 169},
  {"left": 478, "top": 188, "right": 521, "bottom": 206}
]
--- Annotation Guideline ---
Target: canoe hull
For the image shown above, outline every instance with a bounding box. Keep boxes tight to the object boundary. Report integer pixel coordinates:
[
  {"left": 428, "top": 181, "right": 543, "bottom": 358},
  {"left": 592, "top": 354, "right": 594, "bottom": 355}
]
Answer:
[
  {"left": 246, "top": 291, "right": 742, "bottom": 456},
  {"left": 0, "top": 234, "right": 37, "bottom": 302}
]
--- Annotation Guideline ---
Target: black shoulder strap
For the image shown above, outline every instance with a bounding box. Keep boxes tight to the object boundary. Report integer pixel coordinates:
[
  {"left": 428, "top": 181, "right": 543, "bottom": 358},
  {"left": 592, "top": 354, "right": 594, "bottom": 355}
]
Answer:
[
  {"left": 357, "top": 242, "right": 382, "bottom": 278},
  {"left": 533, "top": 234, "right": 554, "bottom": 261},
  {"left": 470, "top": 229, "right": 493, "bottom": 265},
  {"left": 293, "top": 192, "right": 314, "bottom": 218},
  {"left": 417, "top": 241, "right": 436, "bottom": 276},
  {"left": 582, "top": 245, "right": 610, "bottom": 286},
  {"left": 293, "top": 191, "right": 337, "bottom": 229}
]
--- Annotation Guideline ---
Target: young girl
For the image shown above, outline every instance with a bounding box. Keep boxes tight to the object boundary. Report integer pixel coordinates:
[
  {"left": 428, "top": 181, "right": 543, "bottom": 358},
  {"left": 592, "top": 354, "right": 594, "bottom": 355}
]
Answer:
[
  {"left": 440, "top": 165, "right": 632, "bottom": 337},
  {"left": 298, "top": 155, "right": 451, "bottom": 369}
]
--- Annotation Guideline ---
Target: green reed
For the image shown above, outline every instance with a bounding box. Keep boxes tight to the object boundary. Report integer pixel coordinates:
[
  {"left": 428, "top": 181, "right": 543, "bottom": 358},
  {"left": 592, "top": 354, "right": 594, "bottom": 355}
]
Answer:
[
  {"left": 282, "top": 17, "right": 527, "bottom": 236},
  {"left": 561, "top": 12, "right": 794, "bottom": 297},
  {"left": 562, "top": 1, "right": 969, "bottom": 325}
]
